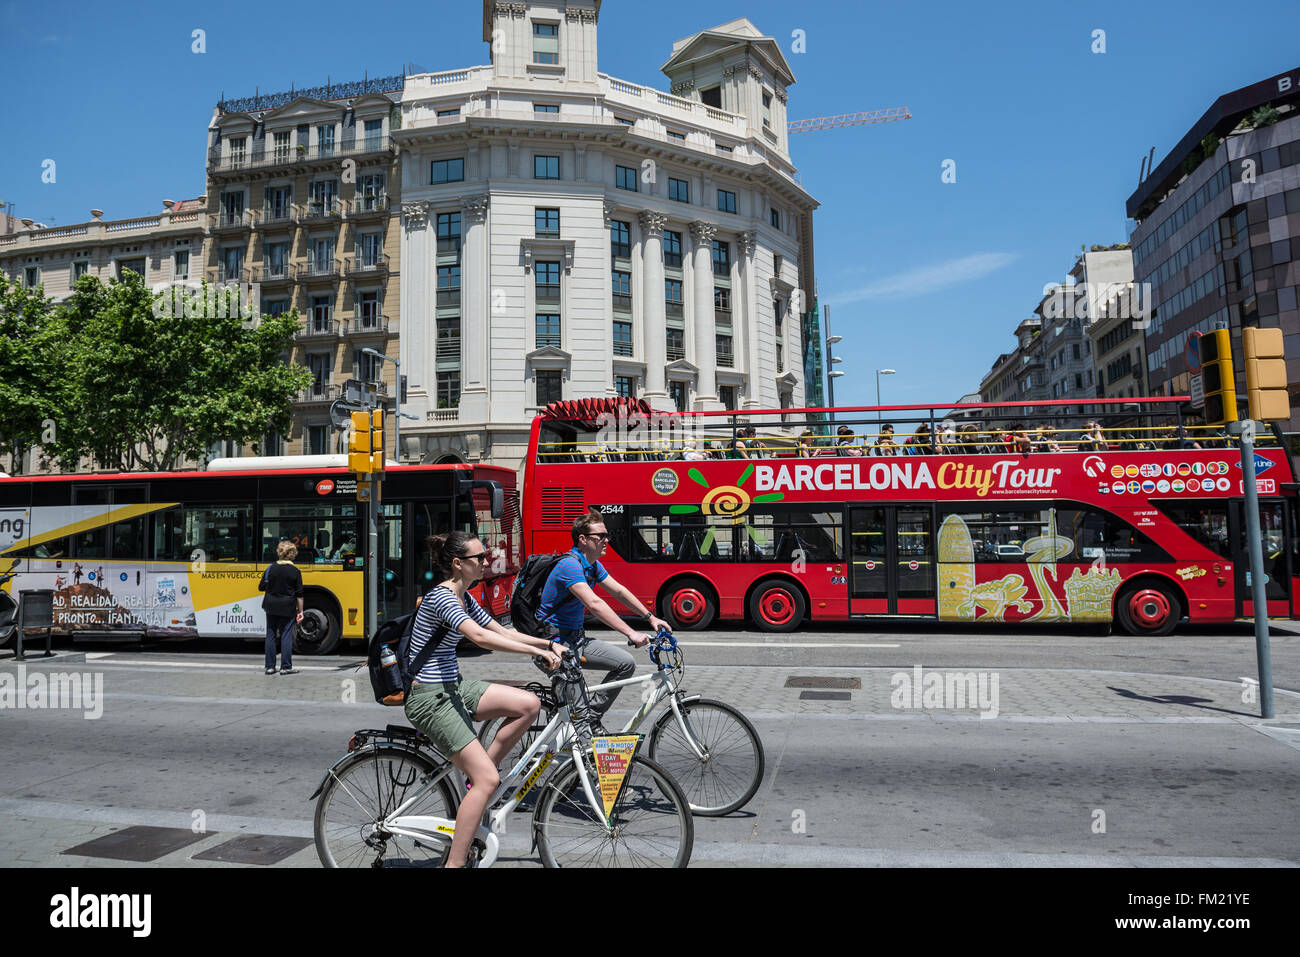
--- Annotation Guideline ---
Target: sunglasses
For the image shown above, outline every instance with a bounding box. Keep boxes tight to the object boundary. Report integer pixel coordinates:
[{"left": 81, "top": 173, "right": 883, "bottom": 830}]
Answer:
[
  {"left": 458, "top": 551, "right": 488, "bottom": 562},
  {"left": 584, "top": 533, "right": 610, "bottom": 542}
]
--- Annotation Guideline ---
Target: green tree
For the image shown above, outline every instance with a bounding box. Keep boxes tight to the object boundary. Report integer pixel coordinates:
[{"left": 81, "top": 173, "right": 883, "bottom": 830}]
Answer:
[
  {"left": 0, "top": 275, "right": 67, "bottom": 472},
  {"left": 53, "top": 272, "right": 312, "bottom": 470}
]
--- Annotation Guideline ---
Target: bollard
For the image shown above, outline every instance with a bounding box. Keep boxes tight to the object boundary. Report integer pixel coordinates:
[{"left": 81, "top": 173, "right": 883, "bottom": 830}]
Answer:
[{"left": 16, "top": 589, "right": 55, "bottom": 661}]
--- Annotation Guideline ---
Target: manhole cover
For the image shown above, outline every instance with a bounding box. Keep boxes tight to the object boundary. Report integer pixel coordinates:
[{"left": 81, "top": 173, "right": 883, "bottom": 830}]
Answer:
[
  {"left": 799, "top": 691, "right": 852, "bottom": 701},
  {"left": 193, "top": 834, "right": 313, "bottom": 865},
  {"left": 785, "top": 676, "right": 861, "bottom": 690},
  {"left": 63, "top": 825, "right": 209, "bottom": 862}
]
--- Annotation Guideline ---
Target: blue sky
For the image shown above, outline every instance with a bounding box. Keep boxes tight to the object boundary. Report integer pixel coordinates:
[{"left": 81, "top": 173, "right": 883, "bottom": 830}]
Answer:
[{"left": 2, "top": 0, "right": 1297, "bottom": 407}]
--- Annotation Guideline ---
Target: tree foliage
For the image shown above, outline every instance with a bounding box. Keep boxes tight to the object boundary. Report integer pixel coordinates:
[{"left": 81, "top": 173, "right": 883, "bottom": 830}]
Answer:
[{"left": 0, "top": 271, "right": 311, "bottom": 472}]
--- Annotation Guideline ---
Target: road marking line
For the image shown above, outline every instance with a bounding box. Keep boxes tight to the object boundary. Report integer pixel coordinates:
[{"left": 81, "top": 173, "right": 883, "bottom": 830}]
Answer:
[{"left": 681, "top": 642, "right": 902, "bottom": 648}]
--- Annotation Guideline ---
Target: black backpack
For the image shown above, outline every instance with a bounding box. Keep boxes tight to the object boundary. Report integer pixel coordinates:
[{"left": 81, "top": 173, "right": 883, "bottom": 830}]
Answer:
[
  {"left": 366, "top": 610, "right": 422, "bottom": 706},
  {"left": 509, "top": 553, "right": 567, "bottom": 637}
]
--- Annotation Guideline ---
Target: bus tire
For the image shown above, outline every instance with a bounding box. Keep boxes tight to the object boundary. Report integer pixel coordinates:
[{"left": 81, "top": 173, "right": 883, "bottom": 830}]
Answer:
[
  {"left": 748, "top": 579, "right": 806, "bottom": 633},
  {"left": 1115, "top": 580, "right": 1181, "bottom": 638},
  {"left": 295, "top": 595, "right": 342, "bottom": 656},
  {"left": 660, "top": 577, "right": 717, "bottom": 631}
]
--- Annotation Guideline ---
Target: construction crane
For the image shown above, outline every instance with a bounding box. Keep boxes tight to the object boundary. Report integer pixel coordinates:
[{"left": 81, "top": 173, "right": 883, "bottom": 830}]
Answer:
[{"left": 787, "top": 107, "right": 912, "bottom": 135}]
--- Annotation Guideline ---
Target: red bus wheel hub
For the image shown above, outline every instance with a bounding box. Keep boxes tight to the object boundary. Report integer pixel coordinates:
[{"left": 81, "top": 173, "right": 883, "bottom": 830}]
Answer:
[
  {"left": 759, "top": 588, "right": 796, "bottom": 627},
  {"left": 1128, "top": 588, "right": 1170, "bottom": 628},
  {"left": 670, "top": 587, "right": 707, "bottom": 626}
]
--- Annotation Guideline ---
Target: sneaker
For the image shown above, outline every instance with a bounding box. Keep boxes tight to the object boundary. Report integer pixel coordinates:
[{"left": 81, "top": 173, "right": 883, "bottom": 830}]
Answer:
[
  {"left": 279, "top": 667, "right": 299, "bottom": 675},
  {"left": 265, "top": 668, "right": 277, "bottom": 675}
]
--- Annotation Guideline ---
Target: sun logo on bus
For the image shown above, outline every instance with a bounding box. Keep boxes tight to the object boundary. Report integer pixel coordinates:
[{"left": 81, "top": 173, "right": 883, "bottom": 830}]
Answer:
[{"left": 666, "top": 465, "right": 785, "bottom": 552}]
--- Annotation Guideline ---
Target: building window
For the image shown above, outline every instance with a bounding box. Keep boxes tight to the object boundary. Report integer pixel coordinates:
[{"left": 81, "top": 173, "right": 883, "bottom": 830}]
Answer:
[
  {"left": 311, "top": 295, "right": 333, "bottom": 333},
  {"left": 762, "top": 92, "right": 772, "bottom": 128},
  {"left": 663, "top": 230, "right": 683, "bottom": 267},
  {"left": 437, "top": 317, "right": 461, "bottom": 361},
  {"left": 262, "top": 432, "right": 285, "bottom": 456},
  {"left": 534, "top": 103, "right": 559, "bottom": 114},
  {"left": 438, "top": 370, "right": 461, "bottom": 409},
  {"left": 533, "top": 21, "right": 559, "bottom": 65},
  {"left": 666, "top": 327, "right": 685, "bottom": 361},
  {"left": 272, "top": 131, "right": 291, "bottom": 162},
  {"left": 714, "top": 287, "right": 731, "bottom": 312},
  {"left": 712, "top": 240, "right": 730, "bottom": 276},
  {"left": 307, "top": 425, "right": 329, "bottom": 456},
  {"left": 669, "top": 381, "right": 687, "bottom": 411},
  {"left": 613, "top": 321, "right": 633, "bottom": 357},
  {"left": 534, "top": 155, "right": 560, "bottom": 179},
  {"left": 265, "top": 185, "right": 292, "bottom": 221},
  {"left": 22, "top": 265, "right": 39, "bottom": 289},
  {"left": 717, "top": 144, "right": 733, "bottom": 153},
  {"left": 229, "top": 136, "right": 247, "bottom": 166},
  {"left": 357, "top": 290, "right": 380, "bottom": 327},
  {"left": 536, "top": 314, "right": 561, "bottom": 348},
  {"left": 536, "top": 261, "right": 561, "bottom": 302},
  {"left": 357, "top": 174, "right": 385, "bottom": 210},
  {"left": 307, "top": 354, "right": 331, "bottom": 396},
  {"left": 265, "top": 241, "right": 290, "bottom": 279},
  {"left": 73, "top": 261, "right": 88, "bottom": 281},
  {"left": 436, "top": 108, "right": 460, "bottom": 119},
  {"left": 317, "top": 124, "right": 335, "bottom": 157},
  {"left": 616, "top": 165, "right": 638, "bottom": 191},
  {"left": 770, "top": 207, "right": 781, "bottom": 229},
  {"left": 219, "top": 247, "right": 243, "bottom": 282},
  {"left": 615, "top": 116, "right": 634, "bottom": 126},
  {"left": 717, "top": 334, "right": 734, "bottom": 367},
  {"left": 171, "top": 249, "right": 189, "bottom": 281},
  {"left": 611, "top": 221, "right": 631, "bottom": 258},
  {"left": 437, "top": 264, "right": 461, "bottom": 306},
  {"left": 615, "top": 375, "right": 636, "bottom": 398},
  {"left": 667, "top": 130, "right": 685, "bottom": 142},
  {"left": 431, "top": 158, "right": 465, "bottom": 184},
  {"left": 536, "top": 369, "right": 562, "bottom": 406},
  {"left": 354, "top": 347, "right": 381, "bottom": 383},
  {"left": 264, "top": 298, "right": 289, "bottom": 317},
  {"left": 437, "top": 212, "right": 461, "bottom": 254},
  {"left": 718, "top": 385, "right": 736, "bottom": 409},
  {"left": 717, "top": 189, "right": 736, "bottom": 214},
  {"left": 668, "top": 178, "right": 690, "bottom": 203},
  {"left": 364, "top": 119, "right": 383, "bottom": 151},
  {"left": 776, "top": 343, "right": 784, "bottom": 370},
  {"left": 536, "top": 208, "right": 560, "bottom": 237},
  {"left": 700, "top": 86, "right": 722, "bottom": 109},
  {"left": 665, "top": 279, "right": 684, "bottom": 316},
  {"left": 612, "top": 270, "right": 632, "bottom": 309}
]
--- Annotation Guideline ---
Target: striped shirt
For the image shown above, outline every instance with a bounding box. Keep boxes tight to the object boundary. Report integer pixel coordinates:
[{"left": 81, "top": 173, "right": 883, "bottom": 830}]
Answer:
[{"left": 406, "top": 586, "right": 496, "bottom": 684}]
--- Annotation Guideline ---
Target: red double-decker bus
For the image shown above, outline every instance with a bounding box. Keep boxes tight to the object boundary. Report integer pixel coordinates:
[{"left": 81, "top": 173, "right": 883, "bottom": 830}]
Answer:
[{"left": 521, "top": 397, "right": 1299, "bottom": 636}]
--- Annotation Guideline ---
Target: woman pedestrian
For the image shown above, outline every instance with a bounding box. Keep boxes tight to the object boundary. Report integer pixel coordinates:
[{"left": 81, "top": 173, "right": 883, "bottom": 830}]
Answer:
[
  {"left": 259, "top": 540, "right": 304, "bottom": 675},
  {"left": 404, "top": 531, "right": 563, "bottom": 868}
]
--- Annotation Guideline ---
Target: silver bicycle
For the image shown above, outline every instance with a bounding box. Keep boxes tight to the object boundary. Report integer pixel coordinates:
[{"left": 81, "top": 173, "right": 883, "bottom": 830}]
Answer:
[
  {"left": 311, "top": 651, "right": 693, "bottom": 868},
  {"left": 480, "top": 631, "right": 764, "bottom": 816}
]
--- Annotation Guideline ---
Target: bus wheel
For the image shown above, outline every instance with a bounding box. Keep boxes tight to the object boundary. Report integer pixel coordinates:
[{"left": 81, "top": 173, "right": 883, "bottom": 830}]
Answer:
[
  {"left": 1116, "top": 583, "right": 1180, "bottom": 638},
  {"left": 295, "top": 601, "right": 341, "bottom": 655},
  {"left": 749, "top": 580, "right": 805, "bottom": 633},
  {"left": 661, "top": 579, "right": 717, "bottom": 631}
]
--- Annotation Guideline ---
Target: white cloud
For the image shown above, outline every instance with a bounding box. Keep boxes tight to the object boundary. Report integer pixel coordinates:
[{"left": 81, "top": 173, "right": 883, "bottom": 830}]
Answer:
[{"left": 825, "top": 252, "right": 1020, "bottom": 305}]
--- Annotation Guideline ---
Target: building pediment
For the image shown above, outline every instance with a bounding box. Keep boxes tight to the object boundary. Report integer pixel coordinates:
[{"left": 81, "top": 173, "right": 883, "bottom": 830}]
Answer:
[
  {"left": 525, "top": 345, "right": 572, "bottom": 370},
  {"left": 213, "top": 112, "right": 257, "bottom": 133},
  {"left": 520, "top": 237, "right": 576, "bottom": 273},
  {"left": 666, "top": 358, "right": 699, "bottom": 377},
  {"left": 351, "top": 93, "right": 394, "bottom": 113},
  {"left": 775, "top": 371, "right": 798, "bottom": 390},
  {"left": 262, "top": 96, "right": 346, "bottom": 124},
  {"left": 662, "top": 21, "right": 796, "bottom": 86}
]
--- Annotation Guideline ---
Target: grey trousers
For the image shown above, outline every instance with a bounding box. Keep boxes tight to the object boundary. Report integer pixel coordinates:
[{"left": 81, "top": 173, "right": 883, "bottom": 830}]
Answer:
[{"left": 539, "top": 632, "right": 636, "bottom": 719}]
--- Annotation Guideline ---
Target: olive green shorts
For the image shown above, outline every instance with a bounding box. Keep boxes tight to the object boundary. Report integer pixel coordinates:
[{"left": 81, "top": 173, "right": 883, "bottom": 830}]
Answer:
[{"left": 404, "top": 678, "right": 492, "bottom": 757}]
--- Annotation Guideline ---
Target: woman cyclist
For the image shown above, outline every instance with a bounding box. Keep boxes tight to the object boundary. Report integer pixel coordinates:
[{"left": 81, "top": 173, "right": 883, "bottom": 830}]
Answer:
[{"left": 404, "top": 531, "right": 564, "bottom": 868}]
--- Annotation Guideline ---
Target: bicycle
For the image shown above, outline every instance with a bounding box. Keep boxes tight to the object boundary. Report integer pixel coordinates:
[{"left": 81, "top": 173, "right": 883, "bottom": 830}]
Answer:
[
  {"left": 311, "top": 650, "right": 693, "bottom": 868},
  {"left": 479, "top": 630, "right": 764, "bottom": 817}
]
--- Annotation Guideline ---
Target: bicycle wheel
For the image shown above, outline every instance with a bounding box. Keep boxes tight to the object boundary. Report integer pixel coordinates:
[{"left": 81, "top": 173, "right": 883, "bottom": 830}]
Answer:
[
  {"left": 535, "top": 753, "right": 693, "bottom": 868},
  {"left": 314, "top": 746, "right": 459, "bottom": 868},
  {"left": 648, "top": 698, "right": 764, "bottom": 816},
  {"left": 478, "top": 712, "right": 551, "bottom": 778}
]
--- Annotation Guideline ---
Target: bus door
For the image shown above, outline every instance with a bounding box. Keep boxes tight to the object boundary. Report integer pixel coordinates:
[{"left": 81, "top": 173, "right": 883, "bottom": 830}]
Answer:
[
  {"left": 848, "top": 505, "right": 936, "bottom": 616},
  {"left": 379, "top": 503, "right": 406, "bottom": 621},
  {"left": 1232, "top": 499, "right": 1292, "bottom": 619}
]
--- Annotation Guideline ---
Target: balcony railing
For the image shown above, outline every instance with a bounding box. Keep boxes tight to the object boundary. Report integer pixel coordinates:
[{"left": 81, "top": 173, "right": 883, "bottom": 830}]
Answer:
[
  {"left": 536, "top": 283, "right": 561, "bottom": 302},
  {"left": 437, "top": 236, "right": 462, "bottom": 255},
  {"left": 296, "top": 383, "right": 341, "bottom": 403},
  {"left": 717, "top": 347, "right": 734, "bottom": 368},
  {"left": 344, "top": 315, "right": 391, "bottom": 335},
  {"left": 296, "top": 319, "right": 338, "bottom": 339},
  {"left": 613, "top": 341, "right": 634, "bottom": 358},
  {"left": 436, "top": 337, "right": 461, "bottom": 360},
  {"left": 297, "top": 258, "right": 340, "bottom": 279},
  {"left": 261, "top": 206, "right": 294, "bottom": 226},
  {"left": 428, "top": 407, "right": 460, "bottom": 423},
  {"left": 255, "top": 263, "right": 291, "bottom": 282},
  {"left": 665, "top": 301, "right": 684, "bottom": 319},
  {"left": 208, "top": 133, "right": 394, "bottom": 171},
  {"left": 436, "top": 287, "right": 461, "bottom": 307},
  {"left": 347, "top": 254, "right": 388, "bottom": 276},
  {"left": 666, "top": 345, "right": 686, "bottom": 361},
  {"left": 612, "top": 292, "right": 632, "bottom": 310},
  {"left": 213, "top": 210, "right": 250, "bottom": 230},
  {"left": 347, "top": 194, "right": 389, "bottom": 216},
  {"left": 715, "top": 306, "right": 732, "bottom": 322},
  {"left": 297, "top": 199, "right": 342, "bottom": 222},
  {"left": 216, "top": 264, "right": 246, "bottom": 283}
]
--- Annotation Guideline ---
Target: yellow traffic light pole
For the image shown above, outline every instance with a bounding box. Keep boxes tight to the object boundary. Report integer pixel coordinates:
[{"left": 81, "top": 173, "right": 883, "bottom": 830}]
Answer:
[
  {"left": 1207, "top": 326, "right": 1290, "bottom": 719},
  {"left": 348, "top": 409, "right": 387, "bottom": 639}
]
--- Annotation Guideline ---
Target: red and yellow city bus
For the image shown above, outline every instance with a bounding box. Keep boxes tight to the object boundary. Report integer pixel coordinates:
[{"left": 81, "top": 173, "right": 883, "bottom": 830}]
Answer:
[
  {"left": 0, "top": 459, "right": 520, "bottom": 653},
  {"left": 522, "top": 397, "right": 1298, "bottom": 636}
]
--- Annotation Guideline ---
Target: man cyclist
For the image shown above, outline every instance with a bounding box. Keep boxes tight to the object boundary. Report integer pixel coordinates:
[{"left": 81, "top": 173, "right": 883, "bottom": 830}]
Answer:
[{"left": 535, "top": 510, "right": 672, "bottom": 728}]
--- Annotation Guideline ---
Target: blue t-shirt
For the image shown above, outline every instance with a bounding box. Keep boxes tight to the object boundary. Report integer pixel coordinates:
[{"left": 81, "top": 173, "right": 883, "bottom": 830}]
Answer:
[{"left": 537, "top": 548, "right": 608, "bottom": 634}]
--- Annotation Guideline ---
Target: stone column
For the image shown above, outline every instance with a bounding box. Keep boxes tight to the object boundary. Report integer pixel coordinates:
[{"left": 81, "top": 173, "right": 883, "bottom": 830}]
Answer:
[
  {"left": 458, "top": 194, "right": 491, "bottom": 424},
  {"left": 689, "top": 220, "right": 719, "bottom": 408},
  {"left": 638, "top": 210, "right": 670, "bottom": 409},
  {"left": 737, "top": 230, "right": 759, "bottom": 409},
  {"left": 400, "top": 202, "right": 432, "bottom": 422}
]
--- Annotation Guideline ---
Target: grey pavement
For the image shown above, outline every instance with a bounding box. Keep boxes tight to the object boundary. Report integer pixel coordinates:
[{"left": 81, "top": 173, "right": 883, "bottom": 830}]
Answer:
[{"left": 1, "top": 641, "right": 1298, "bottom": 867}]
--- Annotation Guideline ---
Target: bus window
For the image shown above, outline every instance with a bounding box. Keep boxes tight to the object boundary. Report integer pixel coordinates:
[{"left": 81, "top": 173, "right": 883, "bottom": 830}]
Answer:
[
  {"left": 110, "top": 515, "right": 145, "bottom": 561},
  {"left": 155, "top": 504, "right": 256, "bottom": 563},
  {"left": 1151, "top": 502, "right": 1231, "bottom": 559},
  {"left": 261, "top": 503, "right": 357, "bottom": 564},
  {"left": 414, "top": 503, "right": 454, "bottom": 587},
  {"left": 746, "top": 508, "right": 843, "bottom": 563}
]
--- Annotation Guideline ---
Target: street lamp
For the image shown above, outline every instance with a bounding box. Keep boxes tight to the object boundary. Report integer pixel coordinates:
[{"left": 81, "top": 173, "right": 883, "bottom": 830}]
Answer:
[
  {"left": 825, "top": 306, "right": 844, "bottom": 426},
  {"left": 361, "top": 348, "right": 404, "bottom": 462},
  {"left": 876, "top": 369, "right": 896, "bottom": 427}
]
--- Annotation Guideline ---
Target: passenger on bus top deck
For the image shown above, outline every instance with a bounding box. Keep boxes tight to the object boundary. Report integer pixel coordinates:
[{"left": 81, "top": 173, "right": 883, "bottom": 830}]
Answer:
[
  {"left": 872, "top": 424, "right": 899, "bottom": 457},
  {"left": 798, "top": 429, "right": 816, "bottom": 457},
  {"left": 836, "top": 425, "right": 863, "bottom": 457}
]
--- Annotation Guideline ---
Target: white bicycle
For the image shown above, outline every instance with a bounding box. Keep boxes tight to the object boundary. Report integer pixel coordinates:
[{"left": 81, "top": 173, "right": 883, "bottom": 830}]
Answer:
[
  {"left": 311, "top": 651, "right": 693, "bottom": 868},
  {"left": 479, "top": 631, "right": 765, "bottom": 816}
]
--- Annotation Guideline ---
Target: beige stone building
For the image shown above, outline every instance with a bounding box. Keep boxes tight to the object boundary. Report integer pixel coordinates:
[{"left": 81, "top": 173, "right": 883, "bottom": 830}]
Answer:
[{"left": 205, "top": 82, "right": 404, "bottom": 457}]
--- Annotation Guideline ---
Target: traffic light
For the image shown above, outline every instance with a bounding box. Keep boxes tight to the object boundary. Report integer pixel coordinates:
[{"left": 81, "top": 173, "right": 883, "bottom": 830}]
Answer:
[
  {"left": 1198, "top": 328, "right": 1237, "bottom": 427},
  {"left": 1242, "top": 326, "right": 1291, "bottom": 422},
  {"left": 370, "top": 409, "right": 385, "bottom": 473},
  {"left": 348, "top": 410, "right": 372, "bottom": 474}
]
